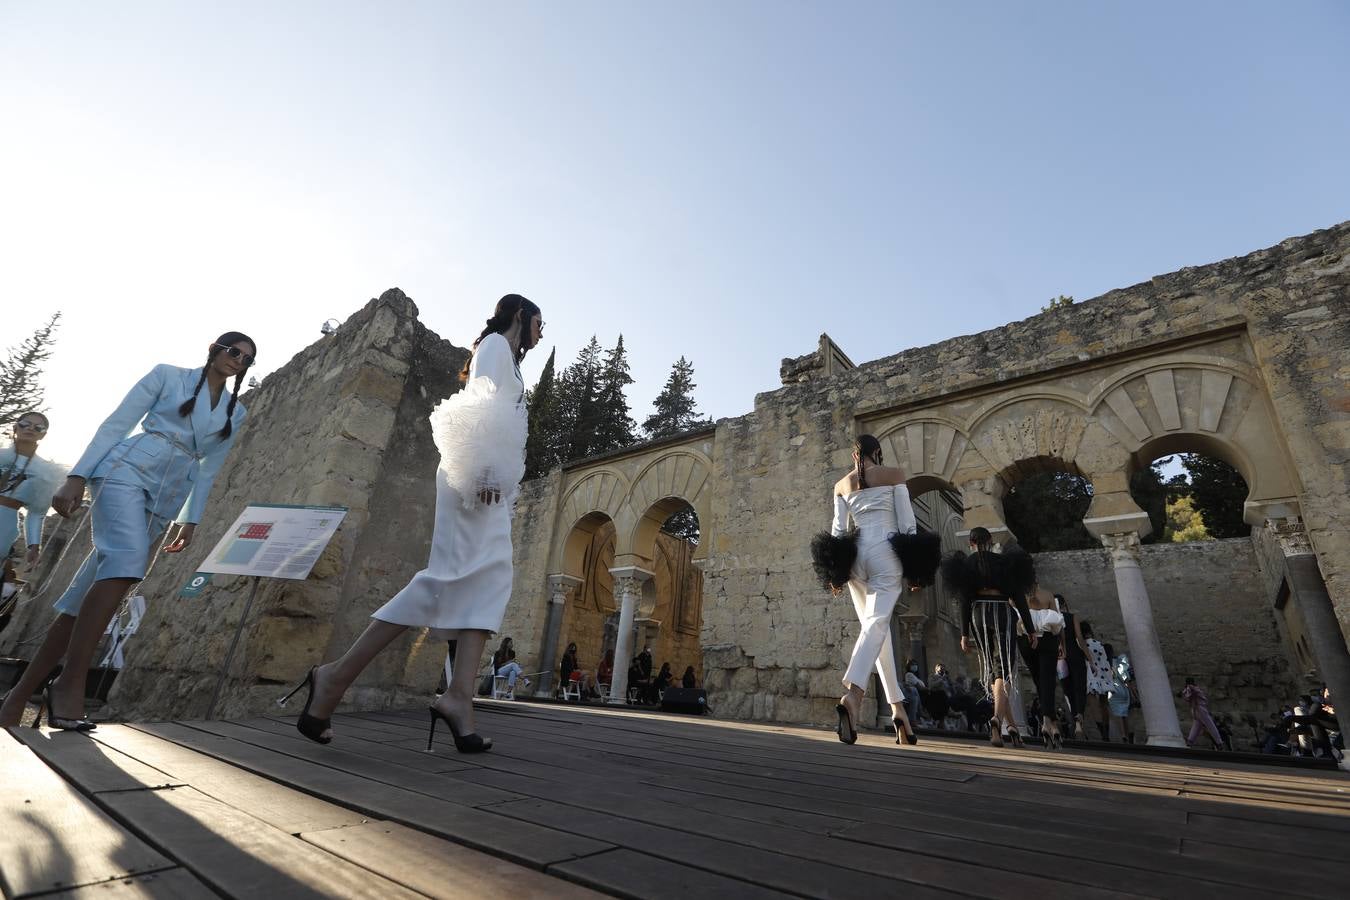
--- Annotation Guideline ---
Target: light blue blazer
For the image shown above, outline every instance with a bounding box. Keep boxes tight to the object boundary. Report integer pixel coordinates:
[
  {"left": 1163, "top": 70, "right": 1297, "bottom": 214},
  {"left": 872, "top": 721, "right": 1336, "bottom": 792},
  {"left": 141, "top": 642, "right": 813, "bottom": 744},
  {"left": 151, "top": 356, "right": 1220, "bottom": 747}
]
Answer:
[{"left": 69, "top": 364, "right": 246, "bottom": 524}]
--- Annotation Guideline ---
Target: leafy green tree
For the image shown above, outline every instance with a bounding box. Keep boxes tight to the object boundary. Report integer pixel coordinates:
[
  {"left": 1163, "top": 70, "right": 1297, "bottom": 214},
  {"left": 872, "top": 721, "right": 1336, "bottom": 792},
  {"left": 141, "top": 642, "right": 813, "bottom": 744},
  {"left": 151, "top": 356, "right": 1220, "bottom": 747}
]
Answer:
[
  {"left": 643, "top": 356, "right": 710, "bottom": 439},
  {"left": 1177, "top": 453, "right": 1250, "bottom": 538},
  {"left": 1166, "top": 495, "right": 1212, "bottom": 542},
  {"left": 1041, "top": 295, "right": 1075, "bottom": 312},
  {"left": 0, "top": 312, "right": 61, "bottom": 427},
  {"left": 1001, "top": 470, "right": 1098, "bottom": 552}
]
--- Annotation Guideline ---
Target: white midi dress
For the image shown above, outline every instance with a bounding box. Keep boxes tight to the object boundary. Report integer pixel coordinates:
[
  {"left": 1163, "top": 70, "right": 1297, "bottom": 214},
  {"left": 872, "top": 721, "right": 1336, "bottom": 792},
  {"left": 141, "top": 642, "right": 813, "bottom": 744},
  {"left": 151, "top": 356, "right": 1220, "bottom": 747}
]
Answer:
[{"left": 373, "top": 333, "right": 527, "bottom": 633}]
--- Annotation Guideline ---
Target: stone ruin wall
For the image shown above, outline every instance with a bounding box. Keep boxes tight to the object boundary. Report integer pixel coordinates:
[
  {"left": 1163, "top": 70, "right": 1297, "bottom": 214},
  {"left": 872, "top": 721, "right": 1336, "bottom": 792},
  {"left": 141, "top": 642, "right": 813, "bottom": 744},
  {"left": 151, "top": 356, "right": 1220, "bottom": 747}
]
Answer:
[
  {"left": 687, "top": 221, "right": 1349, "bottom": 727},
  {"left": 3, "top": 223, "right": 1345, "bottom": 730}
]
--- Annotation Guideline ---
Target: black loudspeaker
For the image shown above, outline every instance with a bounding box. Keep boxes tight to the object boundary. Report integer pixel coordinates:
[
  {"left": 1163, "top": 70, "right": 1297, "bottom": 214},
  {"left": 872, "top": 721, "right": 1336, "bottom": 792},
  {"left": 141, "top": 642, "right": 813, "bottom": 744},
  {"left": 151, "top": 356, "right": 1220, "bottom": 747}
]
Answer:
[{"left": 660, "top": 687, "right": 708, "bottom": 715}]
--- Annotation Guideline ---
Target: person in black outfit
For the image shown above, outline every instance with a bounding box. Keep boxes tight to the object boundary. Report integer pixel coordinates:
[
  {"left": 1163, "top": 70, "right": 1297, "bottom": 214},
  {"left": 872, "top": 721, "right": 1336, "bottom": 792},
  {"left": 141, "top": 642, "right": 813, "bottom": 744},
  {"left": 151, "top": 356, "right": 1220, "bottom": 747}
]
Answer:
[
  {"left": 651, "top": 662, "right": 674, "bottom": 703},
  {"left": 941, "top": 527, "right": 1036, "bottom": 748},
  {"left": 681, "top": 666, "right": 697, "bottom": 689},
  {"left": 1018, "top": 582, "right": 1065, "bottom": 748},
  {"left": 559, "top": 642, "right": 579, "bottom": 697},
  {"left": 1056, "top": 593, "right": 1090, "bottom": 740}
]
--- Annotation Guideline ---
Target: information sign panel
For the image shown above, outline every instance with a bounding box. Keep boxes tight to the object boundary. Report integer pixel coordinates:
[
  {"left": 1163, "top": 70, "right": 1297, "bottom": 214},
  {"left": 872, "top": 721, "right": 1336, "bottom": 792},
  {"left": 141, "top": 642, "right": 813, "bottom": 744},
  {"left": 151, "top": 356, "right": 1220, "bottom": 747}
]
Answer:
[{"left": 198, "top": 504, "right": 347, "bottom": 580}]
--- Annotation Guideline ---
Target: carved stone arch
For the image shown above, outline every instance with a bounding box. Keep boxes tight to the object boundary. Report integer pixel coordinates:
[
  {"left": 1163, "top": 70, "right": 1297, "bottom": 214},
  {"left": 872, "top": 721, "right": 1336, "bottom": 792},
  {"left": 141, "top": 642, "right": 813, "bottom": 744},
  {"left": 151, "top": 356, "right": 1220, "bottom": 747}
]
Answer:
[
  {"left": 875, "top": 416, "right": 970, "bottom": 490},
  {"left": 550, "top": 469, "right": 629, "bottom": 574},
  {"left": 619, "top": 449, "right": 713, "bottom": 561},
  {"left": 1085, "top": 356, "right": 1301, "bottom": 523},
  {"left": 964, "top": 391, "right": 1092, "bottom": 482}
]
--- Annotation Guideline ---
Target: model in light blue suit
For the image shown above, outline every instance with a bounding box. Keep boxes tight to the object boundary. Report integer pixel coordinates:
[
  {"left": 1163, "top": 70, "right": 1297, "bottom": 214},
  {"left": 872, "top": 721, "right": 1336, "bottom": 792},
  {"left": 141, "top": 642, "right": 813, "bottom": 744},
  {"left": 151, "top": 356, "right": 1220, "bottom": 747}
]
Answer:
[
  {"left": 0, "top": 412, "right": 66, "bottom": 567},
  {"left": 0, "top": 332, "right": 256, "bottom": 730}
]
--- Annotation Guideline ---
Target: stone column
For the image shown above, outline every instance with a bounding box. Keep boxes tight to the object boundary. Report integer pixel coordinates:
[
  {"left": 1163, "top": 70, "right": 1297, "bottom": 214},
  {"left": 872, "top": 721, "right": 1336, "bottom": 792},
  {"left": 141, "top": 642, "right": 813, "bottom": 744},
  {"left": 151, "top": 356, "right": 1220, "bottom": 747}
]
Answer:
[
  {"left": 536, "top": 574, "right": 581, "bottom": 697},
  {"left": 1099, "top": 532, "right": 1185, "bottom": 747},
  {"left": 1271, "top": 518, "right": 1350, "bottom": 772},
  {"left": 607, "top": 566, "right": 653, "bottom": 705}
]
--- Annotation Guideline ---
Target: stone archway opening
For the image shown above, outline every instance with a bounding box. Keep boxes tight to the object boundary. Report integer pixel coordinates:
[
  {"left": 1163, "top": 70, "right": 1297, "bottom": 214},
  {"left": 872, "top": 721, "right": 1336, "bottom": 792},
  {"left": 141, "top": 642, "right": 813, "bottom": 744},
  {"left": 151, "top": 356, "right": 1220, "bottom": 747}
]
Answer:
[
  {"left": 553, "top": 512, "right": 616, "bottom": 694},
  {"left": 1000, "top": 457, "right": 1097, "bottom": 553},
  {"left": 629, "top": 498, "right": 704, "bottom": 695},
  {"left": 1129, "top": 439, "right": 1253, "bottom": 544}
]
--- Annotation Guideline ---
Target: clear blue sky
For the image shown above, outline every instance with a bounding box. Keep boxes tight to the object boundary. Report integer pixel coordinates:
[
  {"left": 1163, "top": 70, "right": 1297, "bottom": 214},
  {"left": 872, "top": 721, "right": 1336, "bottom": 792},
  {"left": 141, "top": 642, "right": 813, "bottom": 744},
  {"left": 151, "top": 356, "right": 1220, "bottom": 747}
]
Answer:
[{"left": 3, "top": 2, "right": 1347, "bottom": 466}]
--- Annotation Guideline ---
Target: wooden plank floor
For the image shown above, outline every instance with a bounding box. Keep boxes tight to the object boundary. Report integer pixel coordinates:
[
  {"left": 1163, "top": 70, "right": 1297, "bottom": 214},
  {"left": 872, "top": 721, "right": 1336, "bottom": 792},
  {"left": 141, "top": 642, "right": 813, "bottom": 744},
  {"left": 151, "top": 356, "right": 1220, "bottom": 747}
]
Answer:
[{"left": 6, "top": 701, "right": 1350, "bottom": 899}]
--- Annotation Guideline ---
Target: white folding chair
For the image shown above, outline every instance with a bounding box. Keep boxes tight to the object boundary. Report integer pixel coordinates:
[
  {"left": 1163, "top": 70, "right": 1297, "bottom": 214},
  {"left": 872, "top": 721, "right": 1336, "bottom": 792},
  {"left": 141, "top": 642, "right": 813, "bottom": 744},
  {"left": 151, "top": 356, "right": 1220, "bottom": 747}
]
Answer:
[
  {"left": 562, "top": 677, "right": 581, "bottom": 701},
  {"left": 491, "top": 675, "right": 515, "bottom": 701},
  {"left": 597, "top": 683, "right": 611, "bottom": 703}
]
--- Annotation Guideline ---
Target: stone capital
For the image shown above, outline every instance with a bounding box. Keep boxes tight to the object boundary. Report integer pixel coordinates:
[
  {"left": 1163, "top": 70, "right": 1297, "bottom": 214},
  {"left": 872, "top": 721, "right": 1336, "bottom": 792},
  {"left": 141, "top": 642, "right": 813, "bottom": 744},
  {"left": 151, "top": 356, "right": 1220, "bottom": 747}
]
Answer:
[
  {"left": 1083, "top": 511, "right": 1153, "bottom": 542},
  {"left": 546, "top": 573, "right": 583, "bottom": 603},
  {"left": 608, "top": 566, "right": 653, "bottom": 598},
  {"left": 1267, "top": 516, "right": 1314, "bottom": 559},
  {"left": 1099, "top": 531, "right": 1142, "bottom": 566}
]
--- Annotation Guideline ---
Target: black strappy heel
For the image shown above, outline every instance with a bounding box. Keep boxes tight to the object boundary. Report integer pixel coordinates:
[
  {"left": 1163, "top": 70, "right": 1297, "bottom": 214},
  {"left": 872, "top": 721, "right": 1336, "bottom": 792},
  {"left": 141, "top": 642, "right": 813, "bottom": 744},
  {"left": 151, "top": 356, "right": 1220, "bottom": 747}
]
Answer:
[
  {"left": 278, "top": 667, "right": 332, "bottom": 745},
  {"left": 835, "top": 703, "right": 858, "bottom": 745},
  {"left": 41, "top": 685, "right": 95, "bottom": 732},
  {"left": 427, "top": 705, "right": 492, "bottom": 753},
  {"left": 893, "top": 716, "right": 918, "bottom": 746}
]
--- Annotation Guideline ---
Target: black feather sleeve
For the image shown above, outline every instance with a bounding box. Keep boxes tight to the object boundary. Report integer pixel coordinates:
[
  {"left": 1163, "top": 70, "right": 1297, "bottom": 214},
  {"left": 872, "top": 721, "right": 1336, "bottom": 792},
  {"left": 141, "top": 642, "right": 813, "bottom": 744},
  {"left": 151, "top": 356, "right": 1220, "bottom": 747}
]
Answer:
[
  {"left": 889, "top": 530, "right": 942, "bottom": 588},
  {"left": 809, "top": 531, "right": 857, "bottom": 593}
]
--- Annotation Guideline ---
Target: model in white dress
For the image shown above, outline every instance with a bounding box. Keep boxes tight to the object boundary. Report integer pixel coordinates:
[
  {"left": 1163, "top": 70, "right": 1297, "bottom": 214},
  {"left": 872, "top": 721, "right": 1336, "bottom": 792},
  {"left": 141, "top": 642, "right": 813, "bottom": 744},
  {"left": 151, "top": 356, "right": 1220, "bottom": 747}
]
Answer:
[{"left": 292, "top": 295, "right": 541, "bottom": 754}]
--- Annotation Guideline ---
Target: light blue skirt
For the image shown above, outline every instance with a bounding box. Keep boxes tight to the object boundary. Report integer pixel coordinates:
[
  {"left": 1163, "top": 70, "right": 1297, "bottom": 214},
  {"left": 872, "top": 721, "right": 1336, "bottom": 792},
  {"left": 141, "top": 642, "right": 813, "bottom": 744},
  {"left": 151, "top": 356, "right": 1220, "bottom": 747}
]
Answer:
[
  {"left": 0, "top": 507, "right": 19, "bottom": 560},
  {"left": 52, "top": 479, "right": 169, "bottom": 617}
]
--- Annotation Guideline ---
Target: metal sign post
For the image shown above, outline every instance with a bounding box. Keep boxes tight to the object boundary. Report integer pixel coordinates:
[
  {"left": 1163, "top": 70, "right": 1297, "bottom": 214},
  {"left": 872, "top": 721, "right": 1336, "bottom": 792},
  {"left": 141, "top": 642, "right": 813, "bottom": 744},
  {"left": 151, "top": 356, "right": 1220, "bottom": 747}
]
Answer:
[{"left": 206, "top": 575, "right": 262, "bottom": 720}]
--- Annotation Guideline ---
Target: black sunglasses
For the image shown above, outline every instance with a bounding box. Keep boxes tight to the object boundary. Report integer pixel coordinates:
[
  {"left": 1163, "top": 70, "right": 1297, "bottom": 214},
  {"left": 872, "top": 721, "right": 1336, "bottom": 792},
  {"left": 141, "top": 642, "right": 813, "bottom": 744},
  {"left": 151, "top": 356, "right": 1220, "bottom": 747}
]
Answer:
[
  {"left": 214, "top": 344, "right": 256, "bottom": 366},
  {"left": 15, "top": 419, "right": 48, "bottom": 433}
]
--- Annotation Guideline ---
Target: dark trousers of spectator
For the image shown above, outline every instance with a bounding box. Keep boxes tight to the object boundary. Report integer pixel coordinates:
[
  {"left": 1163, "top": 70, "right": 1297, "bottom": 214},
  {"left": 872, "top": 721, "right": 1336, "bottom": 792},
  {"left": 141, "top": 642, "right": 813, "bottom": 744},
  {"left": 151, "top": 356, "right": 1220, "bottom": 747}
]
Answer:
[{"left": 924, "top": 689, "right": 950, "bottom": 726}]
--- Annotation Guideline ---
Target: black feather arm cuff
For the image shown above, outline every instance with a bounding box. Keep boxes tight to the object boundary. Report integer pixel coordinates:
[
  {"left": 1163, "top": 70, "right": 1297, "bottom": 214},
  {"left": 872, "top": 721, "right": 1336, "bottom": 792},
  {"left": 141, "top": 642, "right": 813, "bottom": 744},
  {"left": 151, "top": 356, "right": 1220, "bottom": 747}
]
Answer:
[
  {"left": 809, "top": 531, "right": 857, "bottom": 593},
  {"left": 889, "top": 530, "right": 942, "bottom": 588}
]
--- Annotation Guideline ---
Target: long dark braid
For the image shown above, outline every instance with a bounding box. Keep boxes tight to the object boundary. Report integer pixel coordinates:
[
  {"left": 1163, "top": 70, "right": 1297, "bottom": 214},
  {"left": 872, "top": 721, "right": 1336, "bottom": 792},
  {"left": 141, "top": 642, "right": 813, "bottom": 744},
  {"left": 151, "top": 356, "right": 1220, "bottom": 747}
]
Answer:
[
  {"left": 458, "top": 293, "right": 541, "bottom": 382},
  {"left": 177, "top": 351, "right": 216, "bottom": 419},
  {"left": 219, "top": 371, "right": 245, "bottom": 438}
]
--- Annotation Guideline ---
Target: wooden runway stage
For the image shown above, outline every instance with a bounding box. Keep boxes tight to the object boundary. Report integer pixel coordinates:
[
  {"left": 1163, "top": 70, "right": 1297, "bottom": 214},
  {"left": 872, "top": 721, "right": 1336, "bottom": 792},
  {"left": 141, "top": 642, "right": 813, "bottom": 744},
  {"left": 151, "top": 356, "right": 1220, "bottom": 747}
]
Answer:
[{"left": 4, "top": 700, "right": 1349, "bottom": 898}]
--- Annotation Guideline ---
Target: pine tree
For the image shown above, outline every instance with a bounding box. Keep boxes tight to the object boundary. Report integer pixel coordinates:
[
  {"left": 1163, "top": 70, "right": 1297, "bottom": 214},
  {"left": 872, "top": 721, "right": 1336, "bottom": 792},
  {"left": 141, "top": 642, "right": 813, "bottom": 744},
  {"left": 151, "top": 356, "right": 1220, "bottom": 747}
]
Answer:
[
  {"left": 0, "top": 312, "right": 61, "bottom": 427},
  {"left": 592, "top": 335, "right": 636, "bottom": 453},
  {"left": 524, "top": 347, "right": 558, "bottom": 479},
  {"left": 1178, "top": 454, "right": 1250, "bottom": 538},
  {"left": 643, "top": 356, "right": 709, "bottom": 439},
  {"left": 560, "top": 336, "right": 604, "bottom": 461}
]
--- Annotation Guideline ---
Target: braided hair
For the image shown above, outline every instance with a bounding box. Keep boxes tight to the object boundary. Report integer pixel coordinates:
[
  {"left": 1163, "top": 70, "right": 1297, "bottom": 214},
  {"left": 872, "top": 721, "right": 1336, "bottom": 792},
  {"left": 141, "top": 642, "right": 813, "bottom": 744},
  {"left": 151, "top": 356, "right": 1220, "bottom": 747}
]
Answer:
[
  {"left": 178, "top": 331, "right": 257, "bottom": 439},
  {"left": 853, "top": 434, "right": 883, "bottom": 489},
  {"left": 458, "top": 294, "right": 541, "bottom": 383}
]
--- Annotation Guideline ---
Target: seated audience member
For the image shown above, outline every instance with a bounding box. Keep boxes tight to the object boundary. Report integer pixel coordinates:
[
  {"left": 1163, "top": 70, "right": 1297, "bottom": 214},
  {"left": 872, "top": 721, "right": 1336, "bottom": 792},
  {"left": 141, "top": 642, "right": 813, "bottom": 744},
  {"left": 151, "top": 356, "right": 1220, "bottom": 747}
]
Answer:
[
  {"left": 682, "top": 665, "right": 697, "bottom": 689},
  {"left": 496, "top": 650, "right": 528, "bottom": 693},
  {"left": 926, "top": 663, "right": 953, "bottom": 727}
]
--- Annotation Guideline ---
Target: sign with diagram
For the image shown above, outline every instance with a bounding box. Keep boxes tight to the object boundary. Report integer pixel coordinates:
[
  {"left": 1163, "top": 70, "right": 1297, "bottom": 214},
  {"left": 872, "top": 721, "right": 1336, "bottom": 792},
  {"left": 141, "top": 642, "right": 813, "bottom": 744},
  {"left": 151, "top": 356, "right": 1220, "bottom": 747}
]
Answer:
[{"left": 199, "top": 504, "right": 347, "bottom": 580}]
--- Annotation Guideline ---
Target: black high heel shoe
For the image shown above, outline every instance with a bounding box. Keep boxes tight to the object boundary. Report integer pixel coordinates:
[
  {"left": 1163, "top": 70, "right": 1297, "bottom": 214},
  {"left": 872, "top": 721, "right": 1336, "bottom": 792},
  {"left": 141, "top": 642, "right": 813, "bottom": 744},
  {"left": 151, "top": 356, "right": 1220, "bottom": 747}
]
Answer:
[
  {"left": 1006, "top": 725, "right": 1024, "bottom": 748},
  {"left": 427, "top": 705, "right": 492, "bottom": 753},
  {"left": 834, "top": 703, "right": 858, "bottom": 745},
  {"left": 41, "top": 685, "right": 95, "bottom": 732},
  {"left": 278, "top": 667, "right": 331, "bottom": 745},
  {"left": 893, "top": 717, "right": 918, "bottom": 745}
]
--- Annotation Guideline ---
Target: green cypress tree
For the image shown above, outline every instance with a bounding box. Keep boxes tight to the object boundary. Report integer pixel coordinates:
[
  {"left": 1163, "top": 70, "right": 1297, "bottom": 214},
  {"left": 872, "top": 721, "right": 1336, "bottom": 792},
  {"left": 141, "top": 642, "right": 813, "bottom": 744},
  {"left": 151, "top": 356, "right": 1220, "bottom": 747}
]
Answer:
[
  {"left": 561, "top": 336, "right": 604, "bottom": 461},
  {"left": 593, "top": 335, "right": 636, "bottom": 453},
  {"left": 524, "top": 347, "right": 558, "bottom": 479}
]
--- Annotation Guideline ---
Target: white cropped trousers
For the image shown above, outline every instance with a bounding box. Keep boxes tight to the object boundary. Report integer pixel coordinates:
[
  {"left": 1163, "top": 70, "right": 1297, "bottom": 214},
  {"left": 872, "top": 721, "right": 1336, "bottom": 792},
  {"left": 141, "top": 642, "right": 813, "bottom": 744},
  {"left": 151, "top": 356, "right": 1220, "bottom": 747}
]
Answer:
[{"left": 842, "top": 535, "right": 904, "bottom": 705}]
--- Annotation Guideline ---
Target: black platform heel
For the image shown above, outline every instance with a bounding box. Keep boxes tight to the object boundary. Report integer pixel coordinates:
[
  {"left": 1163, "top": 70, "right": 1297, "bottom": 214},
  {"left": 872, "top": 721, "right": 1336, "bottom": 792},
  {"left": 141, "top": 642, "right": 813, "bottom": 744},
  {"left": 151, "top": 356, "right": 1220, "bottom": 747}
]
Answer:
[
  {"left": 893, "top": 717, "right": 918, "bottom": 745},
  {"left": 427, "top": 705, "right": 492, "bottom": 753},
  {"left": 42, "top": 685, "right": 95, "bottom": 732},
  {"left": 278, "top": 667, "right": 331, "bottom": 745}
]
